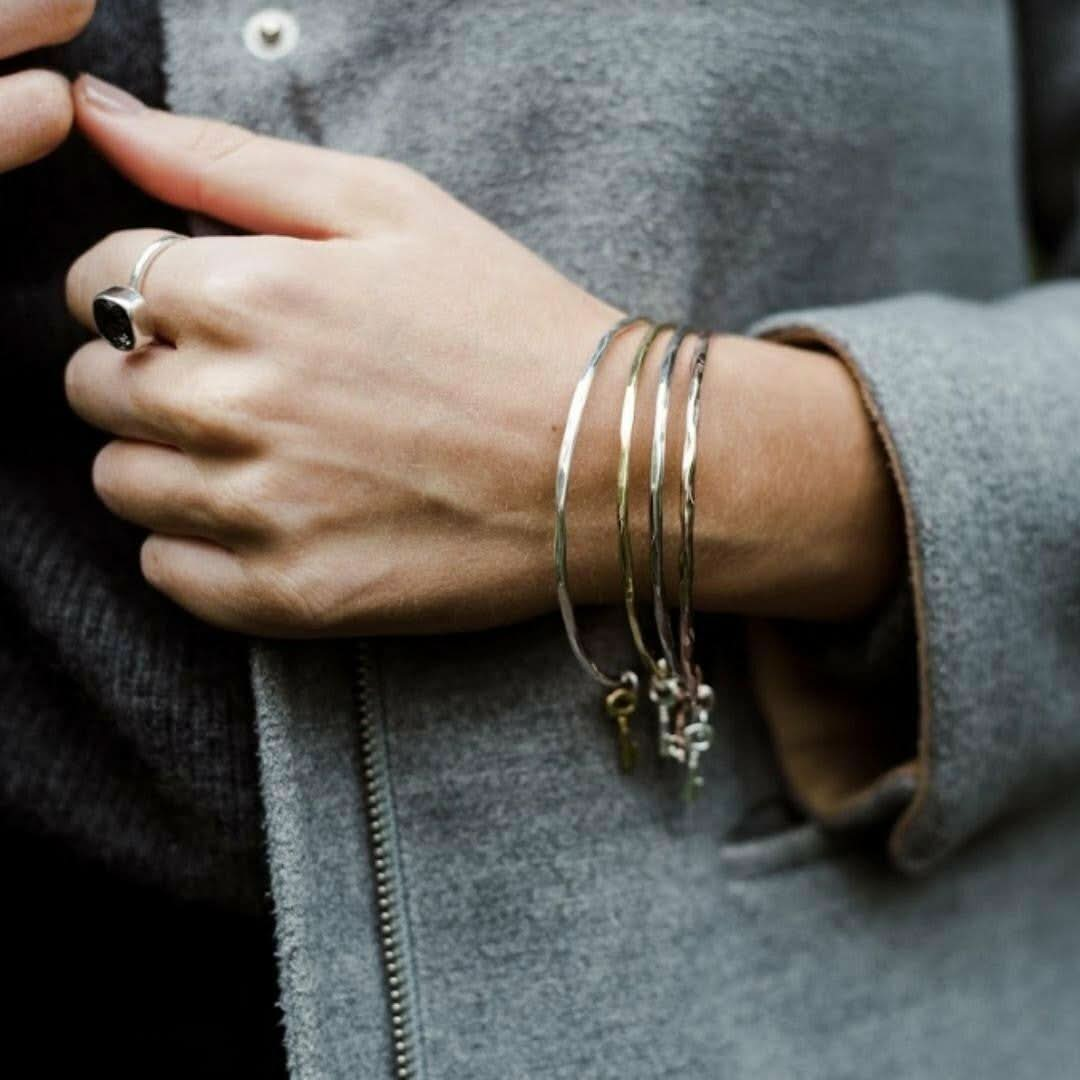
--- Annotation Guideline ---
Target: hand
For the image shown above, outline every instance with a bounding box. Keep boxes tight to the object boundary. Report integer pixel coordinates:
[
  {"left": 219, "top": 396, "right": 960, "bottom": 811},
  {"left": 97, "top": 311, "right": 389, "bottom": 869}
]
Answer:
[
  {"left": 64, "top": 75, "right": 902, "bottom": 638},
  {"left": 0, "top": 0, "right": 96, "bottom": 173},
  {"left": 64, "top": 75, "right": 625, "bottom": 636}
]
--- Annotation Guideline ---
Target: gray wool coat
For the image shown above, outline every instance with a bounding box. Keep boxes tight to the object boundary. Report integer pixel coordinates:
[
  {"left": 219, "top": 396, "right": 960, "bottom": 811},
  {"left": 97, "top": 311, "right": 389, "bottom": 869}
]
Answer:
[{"left": 162, "top": 1, "right": 1079, "bottom": 1076}]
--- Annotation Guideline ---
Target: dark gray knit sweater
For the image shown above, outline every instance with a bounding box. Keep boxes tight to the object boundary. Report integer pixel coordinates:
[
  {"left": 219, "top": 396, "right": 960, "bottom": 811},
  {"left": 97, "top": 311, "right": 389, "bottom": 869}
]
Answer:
[
  {"left": 1, "top": 0, "right": 264, "bottom": 911},
  {"left": 0, "top": 2, "right": 282, "bottom": 1072}
]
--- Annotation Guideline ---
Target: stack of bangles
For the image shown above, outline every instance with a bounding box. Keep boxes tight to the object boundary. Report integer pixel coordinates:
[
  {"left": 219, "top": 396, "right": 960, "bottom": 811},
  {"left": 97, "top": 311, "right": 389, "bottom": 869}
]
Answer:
[{"left": 555, "top": 315, "right": 716, "bottom": 801}]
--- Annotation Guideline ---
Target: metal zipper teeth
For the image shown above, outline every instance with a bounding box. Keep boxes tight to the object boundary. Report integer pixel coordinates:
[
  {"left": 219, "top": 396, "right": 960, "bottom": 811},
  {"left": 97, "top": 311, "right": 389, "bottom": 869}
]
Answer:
[{"left": 353, "top": 640, "right": 419, "bottom": 1080}]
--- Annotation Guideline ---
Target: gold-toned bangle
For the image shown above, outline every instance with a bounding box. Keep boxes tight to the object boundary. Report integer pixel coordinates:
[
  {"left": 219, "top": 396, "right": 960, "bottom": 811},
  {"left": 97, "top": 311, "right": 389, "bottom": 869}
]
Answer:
[
  {"left": 649, "top": 326, "right": 693, "bottom": 673},
  {"left": 554, "top": 314, "right": 650, "bottom": 772},
  {"left": 616, "top": 320, "right": 674, "bottom": 677}
]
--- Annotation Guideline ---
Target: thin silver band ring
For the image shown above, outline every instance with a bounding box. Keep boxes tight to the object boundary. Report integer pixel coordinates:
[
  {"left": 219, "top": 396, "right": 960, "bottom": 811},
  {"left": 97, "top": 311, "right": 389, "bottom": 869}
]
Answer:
[{"left": 129, "top": 233, "right": 185, "bottom": 293}]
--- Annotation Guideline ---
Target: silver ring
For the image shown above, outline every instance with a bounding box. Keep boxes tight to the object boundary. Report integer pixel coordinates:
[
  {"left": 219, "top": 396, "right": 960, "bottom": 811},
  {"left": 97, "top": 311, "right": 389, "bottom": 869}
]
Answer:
[{"left": 92, "top": 233, "right": 186, "bottom": 352}]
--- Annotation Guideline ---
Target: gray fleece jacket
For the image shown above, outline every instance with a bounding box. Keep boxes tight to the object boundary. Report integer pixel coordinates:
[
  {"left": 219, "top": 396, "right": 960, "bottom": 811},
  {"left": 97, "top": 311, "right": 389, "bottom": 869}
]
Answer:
[{"left": 162, "top": 1, "right": 1079, "bottom": 1077}]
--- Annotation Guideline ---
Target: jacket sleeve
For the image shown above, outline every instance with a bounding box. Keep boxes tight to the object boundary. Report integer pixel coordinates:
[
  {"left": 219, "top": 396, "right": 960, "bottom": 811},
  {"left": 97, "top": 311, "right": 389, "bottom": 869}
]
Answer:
[{"left": 741, "top": 0, "right": 1080, "bottom": 874}]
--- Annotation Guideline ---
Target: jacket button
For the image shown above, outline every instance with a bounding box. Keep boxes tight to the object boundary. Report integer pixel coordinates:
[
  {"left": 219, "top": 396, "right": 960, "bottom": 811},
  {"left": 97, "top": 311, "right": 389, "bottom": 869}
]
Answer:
[{"left": 243, "top": 8, "right": 299, "bottom": 60}]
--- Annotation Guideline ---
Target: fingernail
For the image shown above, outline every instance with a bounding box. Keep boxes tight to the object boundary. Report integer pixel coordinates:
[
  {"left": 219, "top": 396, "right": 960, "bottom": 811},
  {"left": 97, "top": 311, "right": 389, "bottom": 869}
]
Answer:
[{"left": 78, "top": 73, "right": 144, "bottom": 115}]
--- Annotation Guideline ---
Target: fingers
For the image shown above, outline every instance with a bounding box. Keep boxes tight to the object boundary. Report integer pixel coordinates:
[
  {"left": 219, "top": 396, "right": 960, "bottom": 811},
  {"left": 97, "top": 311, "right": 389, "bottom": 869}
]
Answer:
[
  {"left": 140, "top": 533, "right": 319, "bottom": 637},
  {"left": 139, "top": 533, "right": 260, "bottom": 633},
  {"left": 91, "top": 439, "right": 262, "bottom": 541},
  {"left": 66, "top": 339, "right": 179, "bottom": 444},
  {"left": 92, "top": 442, "right": 324, "bottom": 635},
  {"left": 69, "top": 227, "right": 331, "bottom": 351},
  {"left": 64, "top": 337, "right": 258, "bottom": 452},
  {"left": 72, "top": 74, "right": 415, "bottom": 239},
  {"left": 0, "top": 0, "right": 97, "bottom": 59},
  {"left": 0, "top": 0, "right": 97, "bottom": 173},
  {"left": 0, "top": 69, "right": 73, "bottom": 172}
]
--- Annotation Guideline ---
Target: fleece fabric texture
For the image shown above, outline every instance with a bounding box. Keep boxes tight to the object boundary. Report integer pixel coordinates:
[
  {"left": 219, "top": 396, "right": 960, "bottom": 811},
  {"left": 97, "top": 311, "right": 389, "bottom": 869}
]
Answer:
[
  {"left": 153, "top": 0, "right": 1080, "bottom": 1076},
  {"left": 749, "top": 286, "right": 1080, "bottom": 872},
  {"left": 248, "top": 640, "right": 392, "bottom": 1077}
]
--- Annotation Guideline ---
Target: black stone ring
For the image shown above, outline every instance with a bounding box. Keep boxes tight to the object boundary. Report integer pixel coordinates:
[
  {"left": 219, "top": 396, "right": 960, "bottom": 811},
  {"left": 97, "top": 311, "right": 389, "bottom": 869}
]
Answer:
[{"left": 92, "top": 233, "right": 186, "bottom": 352}]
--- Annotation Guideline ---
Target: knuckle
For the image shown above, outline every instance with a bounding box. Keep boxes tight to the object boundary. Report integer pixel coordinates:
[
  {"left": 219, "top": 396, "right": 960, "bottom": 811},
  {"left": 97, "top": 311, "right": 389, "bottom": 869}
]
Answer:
[
  {"left": 197, "top": 262, "right": 269, "bottom": 329},
  {"left": 169, "top": 393, "right": 236, "bottom": 448},
  {"left": 195, "top": 265, "right": 253, "bottom": 333},
  {"left": 126, "top": 377, "right": 169, "bottom": 431},
  {"left": 250, "top": 558, "right": 324, "bottom": 630},
  {"left": 196, "top": 244, "right": 314, "bottom": 333},
  {"left": 189, "top": 551, "right": 312, "bottom": 634},
  {"left": 189, "top": 365, "right": 268, "bottom": 445},
  {"left": 205, "top": 463, "right": 277, "bottom": 538},
  {"left": 143, "top": 360, "right": 267, "bottom": 448},
  {"left": 128, "top": 376, "right": 227, "bottom": 448},
  {"left": 189, "top": 118, "right": 256, "bottom": 164}
]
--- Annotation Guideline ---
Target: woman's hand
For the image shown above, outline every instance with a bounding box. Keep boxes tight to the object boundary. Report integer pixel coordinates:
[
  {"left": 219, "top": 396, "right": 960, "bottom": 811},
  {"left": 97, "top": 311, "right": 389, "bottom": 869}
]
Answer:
[
  {"left": 64, "top": 74, "right": 901, "bottom": 637},
  {"left": 65, "top": 76, "right": 627, "bottom": 636},
  {"left": 0, "top": 0, "right": 96, "bottom": 172}
]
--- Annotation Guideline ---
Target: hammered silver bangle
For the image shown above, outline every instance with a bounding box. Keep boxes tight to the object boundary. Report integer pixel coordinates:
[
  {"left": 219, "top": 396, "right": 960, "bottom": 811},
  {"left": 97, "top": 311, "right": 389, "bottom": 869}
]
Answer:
[
  {"left": 678, "top": 331, "right": 712, "bottom": 686},
  {"left": 554, "top": 314, "right": 651, "bottom": 769},
  {"left": 648, "top": 325, "right": 694, "bottom": 674},
  {"left": 676, "top": 331, "right": 717, "bottom": 797},
  {"left": 555, "top": 313, "right": 647, "bottom": 688}
]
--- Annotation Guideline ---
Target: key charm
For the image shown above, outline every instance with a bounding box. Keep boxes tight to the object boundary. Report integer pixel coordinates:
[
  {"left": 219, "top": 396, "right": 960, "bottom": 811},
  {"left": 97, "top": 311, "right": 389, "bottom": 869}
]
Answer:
[
  {"left": 649, "top": 666, "right": 686, "bottom": 764},
  {"left": 680, "top": 683, "right": 715, "bottom": 802},
  {"left": 604, "top": 682, "right": 639, "bottom": 774}
]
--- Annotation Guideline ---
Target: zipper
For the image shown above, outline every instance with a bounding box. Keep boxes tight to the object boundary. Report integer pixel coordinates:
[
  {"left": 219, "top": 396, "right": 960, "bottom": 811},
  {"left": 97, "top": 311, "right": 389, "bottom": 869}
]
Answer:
[{"left": 352, "top": 639, "right": 421, "bottom": 1080}]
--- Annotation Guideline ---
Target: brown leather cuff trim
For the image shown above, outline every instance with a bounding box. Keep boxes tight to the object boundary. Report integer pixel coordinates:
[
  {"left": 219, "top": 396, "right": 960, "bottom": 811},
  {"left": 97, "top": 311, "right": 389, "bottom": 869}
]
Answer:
[{"left": 746, "top": 617, "right": 919, "bottom": 828}]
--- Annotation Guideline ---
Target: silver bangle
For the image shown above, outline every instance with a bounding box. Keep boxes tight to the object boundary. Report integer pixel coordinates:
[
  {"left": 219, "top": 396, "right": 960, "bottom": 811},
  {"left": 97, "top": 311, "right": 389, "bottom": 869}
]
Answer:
[
  {"left": 646, "top": 326, "right": 695, "bottom": 764},
  {"left": 677, "top": 331, "right": 716, "bottom": 797},
  {"left": 554, "top": 314, "right": 650, "bottom": 771}
]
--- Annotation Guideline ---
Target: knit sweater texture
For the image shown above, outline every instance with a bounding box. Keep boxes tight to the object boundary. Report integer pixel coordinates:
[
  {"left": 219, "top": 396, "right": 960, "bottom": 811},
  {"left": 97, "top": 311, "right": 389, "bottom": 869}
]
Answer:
[
  {"left": 0, "top": 2, "right": 266, "bottom": 914},
  {"left": 0, "top": 2, "right": 282, "bottom": 1072}
]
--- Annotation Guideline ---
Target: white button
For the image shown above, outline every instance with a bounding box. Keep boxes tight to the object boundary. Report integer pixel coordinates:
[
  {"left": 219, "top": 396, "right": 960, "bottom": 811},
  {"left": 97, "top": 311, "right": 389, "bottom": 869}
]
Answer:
[{"left": 243, "top": 8, "right": 299, "bottom": 60}]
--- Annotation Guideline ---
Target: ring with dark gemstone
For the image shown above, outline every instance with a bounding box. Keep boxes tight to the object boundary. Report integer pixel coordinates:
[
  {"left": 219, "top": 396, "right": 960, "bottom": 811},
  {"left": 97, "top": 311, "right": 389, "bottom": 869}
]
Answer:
[
  {"left": 93, "top": 286, "right": 150, "bottom": 352},
  {"left": 91, "top": 233, "right": 186, "bottom": 353}
]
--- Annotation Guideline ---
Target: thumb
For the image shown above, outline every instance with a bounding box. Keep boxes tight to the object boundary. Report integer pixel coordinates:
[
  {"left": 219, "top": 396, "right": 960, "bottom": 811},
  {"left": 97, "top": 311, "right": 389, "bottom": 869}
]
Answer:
[{"left": 73, "top": 74, "right": 371, "bottom": 239}]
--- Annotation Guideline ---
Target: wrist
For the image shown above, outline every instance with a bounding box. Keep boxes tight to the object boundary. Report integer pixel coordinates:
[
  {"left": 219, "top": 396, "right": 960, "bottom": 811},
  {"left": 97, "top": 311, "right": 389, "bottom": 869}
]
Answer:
[
  {"left": 556, "top": 323, "right": 903, "bottom": 621},
  {"left": 691, "top": 334, "right": 904, "bottom": 619}
]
